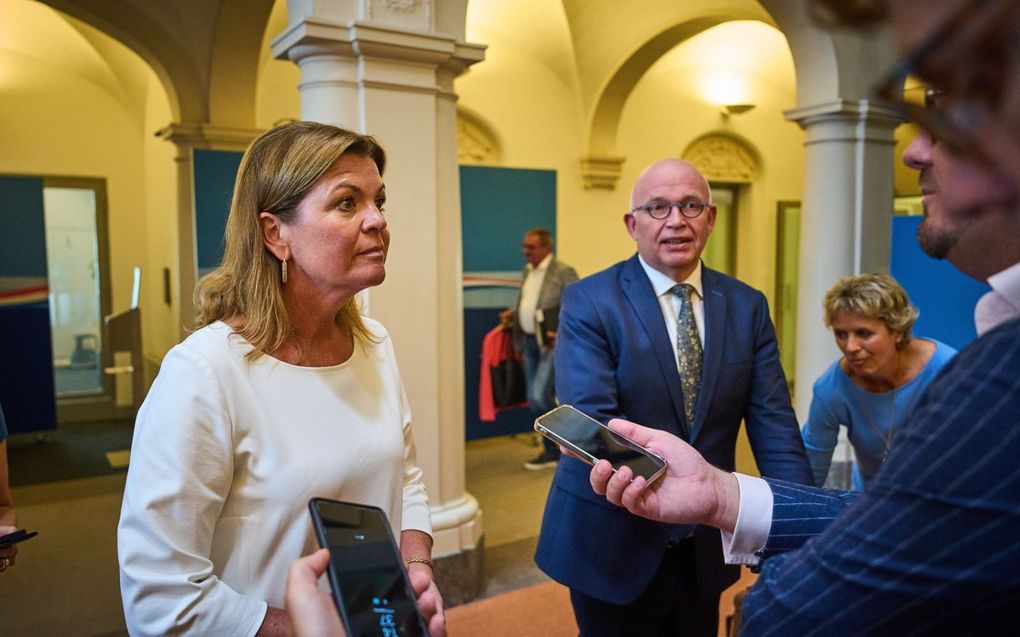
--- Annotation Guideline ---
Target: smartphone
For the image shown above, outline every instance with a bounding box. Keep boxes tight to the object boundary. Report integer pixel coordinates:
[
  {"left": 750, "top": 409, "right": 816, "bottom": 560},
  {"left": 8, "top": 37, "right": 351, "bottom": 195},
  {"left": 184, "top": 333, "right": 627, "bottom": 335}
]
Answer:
[
  {"left": 0, "top": 529, "right": 38, "bottom": 548},
  {"left": 308, "top": 498, "right": 430, "bottom": 637},
  {"left": 535, "top": 404, "right": 667, "bottom": 483}
]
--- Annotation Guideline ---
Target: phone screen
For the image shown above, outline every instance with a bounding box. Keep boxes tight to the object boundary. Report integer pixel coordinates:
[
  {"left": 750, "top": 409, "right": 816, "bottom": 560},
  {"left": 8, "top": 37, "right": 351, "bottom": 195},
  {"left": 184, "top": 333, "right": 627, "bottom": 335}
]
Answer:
[
  {"left": 535, "top": 405, "right": 666, "bottom": 482},
  {"left": 309, "top": 499, "right": 429, "bottom": 637}
]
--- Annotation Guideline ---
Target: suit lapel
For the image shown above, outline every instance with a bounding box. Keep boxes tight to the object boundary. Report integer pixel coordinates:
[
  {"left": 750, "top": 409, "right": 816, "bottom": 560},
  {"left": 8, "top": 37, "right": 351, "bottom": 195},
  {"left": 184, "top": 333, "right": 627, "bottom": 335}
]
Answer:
[
  {"left": 692, "top": 267, "right": 725, "bottom": 442},
  {"left": 621, "top": 256, "right": 689, "bottom": 439}
]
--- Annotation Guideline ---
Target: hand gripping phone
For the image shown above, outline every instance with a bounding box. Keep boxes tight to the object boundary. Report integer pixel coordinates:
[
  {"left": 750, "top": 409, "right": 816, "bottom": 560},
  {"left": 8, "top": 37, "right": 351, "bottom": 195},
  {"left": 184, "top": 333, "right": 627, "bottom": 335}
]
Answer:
[
  {"left": 0, "top": 529, "right": 38, "bottom": 548},
  {"left": 308, "top": 498, "right": 430, "bottom": 637},
  {"left": 535, "top": 404, "right": 667, "bottom": 483}
]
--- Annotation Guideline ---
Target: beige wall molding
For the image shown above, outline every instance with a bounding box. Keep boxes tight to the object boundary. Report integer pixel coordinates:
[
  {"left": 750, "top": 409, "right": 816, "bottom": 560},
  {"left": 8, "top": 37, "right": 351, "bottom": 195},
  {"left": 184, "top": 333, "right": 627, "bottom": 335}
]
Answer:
[{"left": 579, "top": 154, "right": 626, "bottom": 190}]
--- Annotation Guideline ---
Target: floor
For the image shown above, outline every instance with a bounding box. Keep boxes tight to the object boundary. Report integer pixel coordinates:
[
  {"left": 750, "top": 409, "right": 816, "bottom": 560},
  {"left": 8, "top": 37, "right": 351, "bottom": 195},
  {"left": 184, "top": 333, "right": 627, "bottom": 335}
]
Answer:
[
  {"left": 0, "top": 428, "right": 556, "bottom": 637},
  {"left": 0, "top": 428, "right": 751, "bottom": 636}
]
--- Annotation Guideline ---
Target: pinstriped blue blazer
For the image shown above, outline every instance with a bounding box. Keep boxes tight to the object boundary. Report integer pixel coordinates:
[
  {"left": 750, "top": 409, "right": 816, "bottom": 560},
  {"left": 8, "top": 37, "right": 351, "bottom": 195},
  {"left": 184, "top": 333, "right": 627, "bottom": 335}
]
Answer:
[{"left": 740, "top": 317, "right": 1020, "bottom": 636}]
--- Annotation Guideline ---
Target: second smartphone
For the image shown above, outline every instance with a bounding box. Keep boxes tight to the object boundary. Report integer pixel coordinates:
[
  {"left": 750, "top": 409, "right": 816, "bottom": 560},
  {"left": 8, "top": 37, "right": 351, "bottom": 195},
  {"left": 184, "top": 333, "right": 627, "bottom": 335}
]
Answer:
[
  {"left": 534, "top": 404, "right": 667, "bottom": 483},
  {"left": 308, "top": 498, "right": 430, "bottom": 637}
]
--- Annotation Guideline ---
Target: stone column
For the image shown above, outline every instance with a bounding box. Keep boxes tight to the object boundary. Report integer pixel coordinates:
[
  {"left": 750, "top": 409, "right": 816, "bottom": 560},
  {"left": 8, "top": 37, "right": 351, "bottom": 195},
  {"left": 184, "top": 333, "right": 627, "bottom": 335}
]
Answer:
[
  {"left": 784, "top": 100, "right": 901, "bottom": 483},
  {"left": 273, "top": 9, "right": 486, "bottom": 602},
  {"left": 157, "top": 123, "right": 263, "bottom": 341}
]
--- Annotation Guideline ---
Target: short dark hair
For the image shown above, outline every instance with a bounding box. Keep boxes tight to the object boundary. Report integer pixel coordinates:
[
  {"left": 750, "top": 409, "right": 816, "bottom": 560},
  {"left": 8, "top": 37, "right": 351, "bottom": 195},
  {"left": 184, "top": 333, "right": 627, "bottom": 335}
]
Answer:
[{"left": 526, "top": 228, "right": 553, "bottom": 247}]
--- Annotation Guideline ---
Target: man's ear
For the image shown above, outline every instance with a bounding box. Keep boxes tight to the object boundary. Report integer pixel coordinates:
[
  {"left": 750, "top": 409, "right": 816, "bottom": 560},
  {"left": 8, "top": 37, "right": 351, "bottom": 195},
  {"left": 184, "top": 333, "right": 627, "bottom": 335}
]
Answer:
[
  {"left": 623, "top": 212, "right": 638, "bottom": 239},
  {"left": 259, "top": 212, "right": 289, "bottom": 261}
]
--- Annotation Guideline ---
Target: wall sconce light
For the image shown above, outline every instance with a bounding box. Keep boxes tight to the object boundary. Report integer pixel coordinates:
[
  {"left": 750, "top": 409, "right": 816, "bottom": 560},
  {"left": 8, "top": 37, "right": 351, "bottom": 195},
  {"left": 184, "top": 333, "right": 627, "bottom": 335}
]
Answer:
[{"left": 721, "top": 104, "right": 756, "bottom": 116}]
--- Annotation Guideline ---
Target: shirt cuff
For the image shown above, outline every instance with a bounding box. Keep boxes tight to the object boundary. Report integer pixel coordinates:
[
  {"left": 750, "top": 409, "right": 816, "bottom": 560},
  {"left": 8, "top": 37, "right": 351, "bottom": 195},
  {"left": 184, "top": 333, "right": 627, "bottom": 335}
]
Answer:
[{"left": 720, "top": 473, "right": 773, "bottom": 565}]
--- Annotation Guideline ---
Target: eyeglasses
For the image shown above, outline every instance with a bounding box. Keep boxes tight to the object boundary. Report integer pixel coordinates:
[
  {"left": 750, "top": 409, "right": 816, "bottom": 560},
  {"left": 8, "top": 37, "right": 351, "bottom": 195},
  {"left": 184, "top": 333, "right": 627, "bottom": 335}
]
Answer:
[
  {"left": 873, "top": 0, "right": 1014, "bottom": 161},
  {"left": 631, "top": 200, "right": 712, "bottom": 220}
]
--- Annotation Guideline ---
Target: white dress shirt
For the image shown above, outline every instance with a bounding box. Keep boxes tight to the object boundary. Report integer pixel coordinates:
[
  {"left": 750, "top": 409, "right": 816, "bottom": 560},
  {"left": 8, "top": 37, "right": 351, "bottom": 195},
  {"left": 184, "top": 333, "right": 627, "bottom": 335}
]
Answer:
[
  {"left": 975, "top": 261, "right": 1020, "bottom": 335},
  {"left": 518, "top": 253, "right": 552, "bottom": 336},
  {"left": 636, "top": 256, "right": 707, "bottom": 359}
]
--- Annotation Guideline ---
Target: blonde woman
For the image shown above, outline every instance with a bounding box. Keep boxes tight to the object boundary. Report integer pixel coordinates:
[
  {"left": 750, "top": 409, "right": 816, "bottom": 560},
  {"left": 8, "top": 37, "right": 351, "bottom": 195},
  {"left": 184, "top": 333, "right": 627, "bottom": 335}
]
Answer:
[
  {"left": 118, "top": 122, "right": 442, "bottom": 636},
  {"left": 802, "top": 273, "right": 956, "bottom": 490}
]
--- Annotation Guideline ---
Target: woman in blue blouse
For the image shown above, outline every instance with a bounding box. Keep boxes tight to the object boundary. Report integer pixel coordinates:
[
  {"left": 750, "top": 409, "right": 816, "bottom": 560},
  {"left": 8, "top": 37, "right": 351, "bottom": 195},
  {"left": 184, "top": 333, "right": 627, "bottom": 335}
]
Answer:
[{"left": 802, "top": 273, "right": 957, "bottom": 490}]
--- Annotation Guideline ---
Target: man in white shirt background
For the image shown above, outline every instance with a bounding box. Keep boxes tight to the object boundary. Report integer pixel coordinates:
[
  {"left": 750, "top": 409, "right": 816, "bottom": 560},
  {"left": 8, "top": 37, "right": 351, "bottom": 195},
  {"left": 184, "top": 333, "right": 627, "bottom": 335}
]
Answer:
[{"left": 500, "top": 228, "right": 578, "bottom": 470}]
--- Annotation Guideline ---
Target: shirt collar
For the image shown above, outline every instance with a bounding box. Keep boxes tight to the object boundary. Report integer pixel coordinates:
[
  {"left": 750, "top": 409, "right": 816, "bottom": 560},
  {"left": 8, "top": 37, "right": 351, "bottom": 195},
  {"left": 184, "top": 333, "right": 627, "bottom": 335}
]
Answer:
[
  {"left": 637, "top": 255, "right": 703, "bottom": 300},
  {"left": 527, "top": 253, "right": 553, "bottom": 272},
  {"left": 987, "top": 260, "right": 1020, "bottom": 309}
]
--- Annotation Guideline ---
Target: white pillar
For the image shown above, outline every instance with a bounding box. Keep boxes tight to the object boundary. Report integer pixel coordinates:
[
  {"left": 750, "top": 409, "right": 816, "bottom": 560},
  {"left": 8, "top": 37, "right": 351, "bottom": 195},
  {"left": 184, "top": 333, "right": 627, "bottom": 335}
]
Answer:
[
  {"left": 785, "top": 100, "right": 901, "bottom": 420},
  {"left": 273, "top": 10, "right": 486, "bottom": 600}
]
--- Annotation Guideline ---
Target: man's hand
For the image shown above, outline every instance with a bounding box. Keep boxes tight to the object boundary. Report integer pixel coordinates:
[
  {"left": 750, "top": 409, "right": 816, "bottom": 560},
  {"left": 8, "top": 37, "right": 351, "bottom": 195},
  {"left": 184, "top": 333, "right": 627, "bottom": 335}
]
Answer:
[
  {"left": 286, "top": 549, "right": 344, "bottom": 637},
  {"left": 498, "top": 309, "right": 513, "bottom": 330},
  {"left": 589, "top": 419, "right": 741, "bottom": 533}
]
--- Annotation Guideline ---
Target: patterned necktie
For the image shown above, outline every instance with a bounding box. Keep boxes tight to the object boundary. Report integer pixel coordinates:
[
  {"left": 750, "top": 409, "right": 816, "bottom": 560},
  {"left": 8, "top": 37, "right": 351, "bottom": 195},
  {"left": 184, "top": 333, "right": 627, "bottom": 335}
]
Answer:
[{"left": 673, "top": 283, "right": 703, "bottom": 431}]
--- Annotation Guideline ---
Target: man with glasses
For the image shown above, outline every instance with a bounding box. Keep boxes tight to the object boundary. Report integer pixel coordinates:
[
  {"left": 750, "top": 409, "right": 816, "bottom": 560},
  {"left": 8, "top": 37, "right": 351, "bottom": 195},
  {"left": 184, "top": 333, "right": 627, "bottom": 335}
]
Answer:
[
  {"left": 534, "top": 158, "right": 812, "bottom": 636},
  {"left": 587, "top": 2, "right": 1020, "bottom": 634}
]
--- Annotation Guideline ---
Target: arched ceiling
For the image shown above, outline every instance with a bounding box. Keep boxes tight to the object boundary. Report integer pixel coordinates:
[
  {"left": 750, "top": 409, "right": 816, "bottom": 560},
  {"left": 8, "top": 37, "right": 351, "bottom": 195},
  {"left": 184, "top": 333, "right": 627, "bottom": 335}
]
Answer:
[{"left": 38, "top": 0, "right": 275, "bottom": 126}]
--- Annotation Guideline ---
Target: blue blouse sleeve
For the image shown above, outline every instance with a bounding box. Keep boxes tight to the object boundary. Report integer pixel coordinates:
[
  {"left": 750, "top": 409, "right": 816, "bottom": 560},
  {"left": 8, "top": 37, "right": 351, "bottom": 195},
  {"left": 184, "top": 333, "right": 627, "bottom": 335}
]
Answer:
[{"left": 801, "top": 370, "right": 843, "bottom": 487}]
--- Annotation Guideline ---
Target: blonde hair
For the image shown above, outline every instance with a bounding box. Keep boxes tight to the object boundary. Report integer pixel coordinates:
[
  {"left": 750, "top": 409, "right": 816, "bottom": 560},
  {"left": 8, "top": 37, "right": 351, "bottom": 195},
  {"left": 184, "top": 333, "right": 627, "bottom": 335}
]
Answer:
[
  {"left": 823, "top": 273, "right": 919, "bottom": 347},
  {"left": 194, "top": 121, "right": 386, "bottom": 360}
]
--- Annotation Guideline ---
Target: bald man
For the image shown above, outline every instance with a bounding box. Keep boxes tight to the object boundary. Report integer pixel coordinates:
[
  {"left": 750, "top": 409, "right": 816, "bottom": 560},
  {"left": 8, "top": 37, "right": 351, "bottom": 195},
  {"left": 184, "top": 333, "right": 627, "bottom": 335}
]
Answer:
[{"left": 534, "top": 159, "right": 812, "bottom": 636}]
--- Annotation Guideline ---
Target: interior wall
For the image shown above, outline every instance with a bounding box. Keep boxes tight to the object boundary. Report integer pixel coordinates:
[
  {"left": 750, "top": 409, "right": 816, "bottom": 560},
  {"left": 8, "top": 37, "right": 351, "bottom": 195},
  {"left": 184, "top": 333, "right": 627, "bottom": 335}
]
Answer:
[
  {"left": 0, "top": 0, "right": 173, "bottom": 383},
  {"left": 142, "top": 68, "right": 178, "bottom": 376},
  {"left": 456, "top": 0, "right": 591, "bottom": 273}
]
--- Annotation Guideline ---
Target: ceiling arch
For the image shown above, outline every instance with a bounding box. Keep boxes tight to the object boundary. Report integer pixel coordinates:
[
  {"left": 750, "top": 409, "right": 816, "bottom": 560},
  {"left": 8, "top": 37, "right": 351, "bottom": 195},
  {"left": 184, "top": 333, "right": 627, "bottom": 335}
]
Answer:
[{"left": 38, "top": 0, "right": 276, "bottom": 128}]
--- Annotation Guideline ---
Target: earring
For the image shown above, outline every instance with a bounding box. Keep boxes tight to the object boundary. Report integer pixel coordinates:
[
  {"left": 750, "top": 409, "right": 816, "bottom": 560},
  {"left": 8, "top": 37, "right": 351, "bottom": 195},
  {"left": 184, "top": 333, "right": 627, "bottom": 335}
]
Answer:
[{"left": 281, "top": 259, "right": 288, "bottom": 284}]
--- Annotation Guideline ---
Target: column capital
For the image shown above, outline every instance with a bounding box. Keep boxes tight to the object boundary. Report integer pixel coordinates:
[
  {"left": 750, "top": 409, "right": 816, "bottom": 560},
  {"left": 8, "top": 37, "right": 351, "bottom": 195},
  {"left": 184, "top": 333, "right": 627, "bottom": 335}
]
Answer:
[
  {"left": 784, "top": 99, "right": 905, "bottom": 129},
  {"left": 273, "top": 17, "right": 483, "bottom": 71},
  {"left": 580, "top": 154, "right": 626, "bottom": 190},
  {"left": 156, "top": 122, "right": 263, "bottom": 152}
]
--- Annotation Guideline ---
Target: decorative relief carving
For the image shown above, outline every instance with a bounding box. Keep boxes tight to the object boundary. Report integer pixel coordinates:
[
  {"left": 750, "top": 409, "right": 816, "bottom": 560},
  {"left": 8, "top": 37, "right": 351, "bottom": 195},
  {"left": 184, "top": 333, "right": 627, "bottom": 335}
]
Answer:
[
  {"left": 457, "top": 113, "right": 501, "bottom": 165},
  {"left": 383, "top": 0, "right": 421, "bottom": 13},
  {"left": 683, "top": 135, "right": 758, "bottom": 184}
]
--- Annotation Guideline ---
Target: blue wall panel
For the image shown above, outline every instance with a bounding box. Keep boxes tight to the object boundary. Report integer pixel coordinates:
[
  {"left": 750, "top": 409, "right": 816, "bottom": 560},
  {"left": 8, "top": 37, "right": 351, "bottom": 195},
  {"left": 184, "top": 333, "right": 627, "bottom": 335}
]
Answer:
[
  {"left": 194, "top": 149, "right": 243, "bottom": 271},
  {"left": 461, "top": 166, "right": 556, "bottom": 440},
  {"left": 890, "top": 215, "right": 989, "bottom": 350},
  {"left": 460, "top": 166, "right": 556, "bottom": 272},
  {"left": 0, "top": 175, "right": 56, "bottom": 433}
]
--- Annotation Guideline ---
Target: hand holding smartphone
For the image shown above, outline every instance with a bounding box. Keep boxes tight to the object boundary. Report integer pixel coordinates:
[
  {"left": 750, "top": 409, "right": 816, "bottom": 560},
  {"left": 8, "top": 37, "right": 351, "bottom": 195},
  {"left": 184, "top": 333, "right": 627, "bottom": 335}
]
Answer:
[
  {"left": 535, "top": 405, "right": 667, "bottom": 483},
  {"left": 0, "top": 529, "right": 37, "bottom": 549},
  {"left": 308, "top": 498, "right": 430, "bottom": 637}
]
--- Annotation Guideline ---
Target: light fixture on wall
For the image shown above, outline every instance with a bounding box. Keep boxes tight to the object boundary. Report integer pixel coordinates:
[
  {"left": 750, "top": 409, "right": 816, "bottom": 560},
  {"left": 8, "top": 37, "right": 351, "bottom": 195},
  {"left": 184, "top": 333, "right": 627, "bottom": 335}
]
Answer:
[{"left": 721, "top": 103, "right": 756, "bottom": 116}]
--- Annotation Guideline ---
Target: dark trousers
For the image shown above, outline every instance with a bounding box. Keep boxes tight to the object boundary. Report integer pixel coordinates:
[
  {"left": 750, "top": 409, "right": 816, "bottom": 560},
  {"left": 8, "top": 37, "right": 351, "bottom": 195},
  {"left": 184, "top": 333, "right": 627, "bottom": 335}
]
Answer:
[
  {"left": 569, "top": 538, "right": 719, "bottom": 637},
  {"left": 523, "top": 336, "right": 558, "bottom": 455}
]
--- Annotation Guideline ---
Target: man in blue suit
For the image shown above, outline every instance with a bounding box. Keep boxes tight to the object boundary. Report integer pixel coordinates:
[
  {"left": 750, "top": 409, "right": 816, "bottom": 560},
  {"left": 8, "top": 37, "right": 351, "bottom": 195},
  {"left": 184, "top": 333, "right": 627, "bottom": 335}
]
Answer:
[
  {"left": 535, "top": 158, "right": 813, "bottom": 636},
  {"left": 587, "top": 2, "right": 1020, "bottom": 634}
]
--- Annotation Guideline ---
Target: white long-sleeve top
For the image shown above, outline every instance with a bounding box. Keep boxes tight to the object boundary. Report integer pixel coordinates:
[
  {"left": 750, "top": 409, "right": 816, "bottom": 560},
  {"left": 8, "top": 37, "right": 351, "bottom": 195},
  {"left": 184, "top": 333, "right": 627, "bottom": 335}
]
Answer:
[{"left": 118, "top": 319, "right": 431, "bottom": 637}]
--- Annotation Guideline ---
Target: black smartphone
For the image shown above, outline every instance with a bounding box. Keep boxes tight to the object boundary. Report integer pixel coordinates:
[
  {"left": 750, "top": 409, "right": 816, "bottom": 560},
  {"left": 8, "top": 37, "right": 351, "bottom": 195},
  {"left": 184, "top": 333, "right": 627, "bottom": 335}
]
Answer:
[
  {"left": 535, "top": 404, "right": 668, "bottom": 483},
  {"left": 0, "top": 529, "right": 38, "bottom": 548},
  {"left": 308, "top": 498, "right": 430, "bottom": 637}
]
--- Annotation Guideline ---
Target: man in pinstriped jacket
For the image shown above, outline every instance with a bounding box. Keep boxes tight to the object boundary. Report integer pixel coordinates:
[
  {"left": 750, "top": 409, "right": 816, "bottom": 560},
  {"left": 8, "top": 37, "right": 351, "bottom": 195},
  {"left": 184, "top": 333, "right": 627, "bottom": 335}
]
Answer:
[{"left": 588, "top": 1, "right": 1020, "bottom": 635}]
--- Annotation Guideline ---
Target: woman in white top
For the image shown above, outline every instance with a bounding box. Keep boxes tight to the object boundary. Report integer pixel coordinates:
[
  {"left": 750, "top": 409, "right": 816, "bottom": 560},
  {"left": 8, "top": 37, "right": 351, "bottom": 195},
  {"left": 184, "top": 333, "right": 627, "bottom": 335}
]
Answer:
[{"left": 118, "top": 122, "right": 442, "bottom": 636}]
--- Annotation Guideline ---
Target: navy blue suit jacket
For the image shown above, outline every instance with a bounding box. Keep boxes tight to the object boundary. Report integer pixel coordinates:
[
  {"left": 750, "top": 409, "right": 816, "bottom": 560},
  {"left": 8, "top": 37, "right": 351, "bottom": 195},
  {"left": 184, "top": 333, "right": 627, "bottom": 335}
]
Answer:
[
  {"left": 741, "top": 317, "right": 1020, "bottom": 636},
  {"left": 535, "top": 256, "right": 812, "bottom": 605}
]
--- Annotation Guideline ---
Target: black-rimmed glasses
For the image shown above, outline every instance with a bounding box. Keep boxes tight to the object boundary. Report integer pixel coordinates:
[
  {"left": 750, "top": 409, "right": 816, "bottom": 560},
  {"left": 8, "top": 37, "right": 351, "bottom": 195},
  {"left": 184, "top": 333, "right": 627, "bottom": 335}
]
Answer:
[
  {"left": 631, "top": 200, "right": 711, "bottom": 220},
  {"left": 873, "top": 0, "right": 1014, "bottom": 161}
]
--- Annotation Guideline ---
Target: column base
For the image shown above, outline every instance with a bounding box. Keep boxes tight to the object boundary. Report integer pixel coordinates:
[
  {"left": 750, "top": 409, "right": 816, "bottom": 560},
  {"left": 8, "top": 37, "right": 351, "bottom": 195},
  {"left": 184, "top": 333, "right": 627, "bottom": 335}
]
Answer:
[{"left": 435, "top": 535, "right": 485, "bottom": 606}]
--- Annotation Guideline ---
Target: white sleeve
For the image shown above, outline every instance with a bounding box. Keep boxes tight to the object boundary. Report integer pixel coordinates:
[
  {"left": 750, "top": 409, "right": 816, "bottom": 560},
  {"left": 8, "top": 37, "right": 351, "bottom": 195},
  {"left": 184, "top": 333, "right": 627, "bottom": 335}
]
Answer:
[
  {"left": 117, "top": 345, "right": 266, "bottom": 637},
  {"left": 398, "top": 384, "right": 432, "bottom": 534},
  {"left": 720, "top": 473, "right": 773, "bottom": 565}
]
